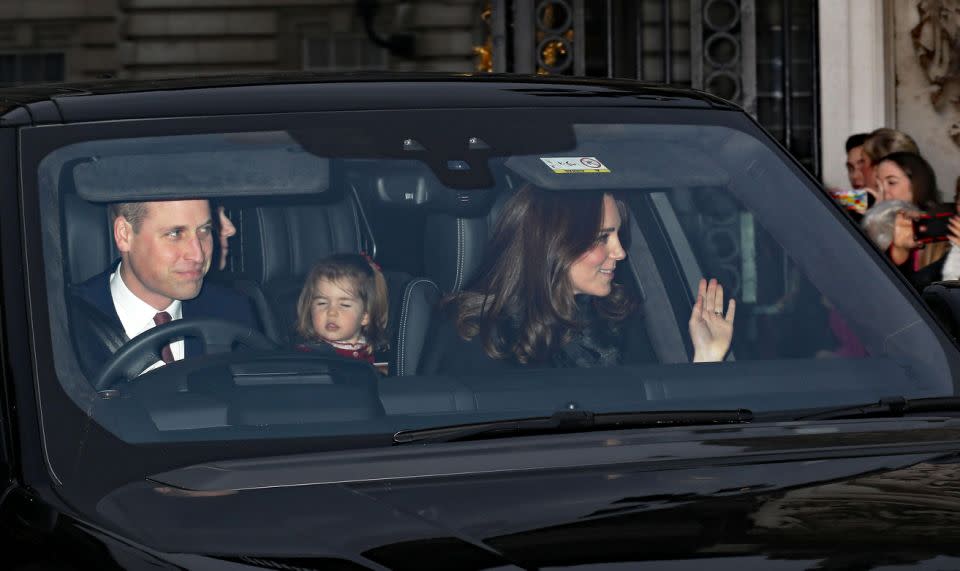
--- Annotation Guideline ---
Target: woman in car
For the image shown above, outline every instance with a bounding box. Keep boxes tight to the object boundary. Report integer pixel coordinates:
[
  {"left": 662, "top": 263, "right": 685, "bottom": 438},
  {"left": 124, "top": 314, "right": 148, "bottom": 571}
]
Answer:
[{"left": 420, "top": 184, "right": 735, "bottom": 374}]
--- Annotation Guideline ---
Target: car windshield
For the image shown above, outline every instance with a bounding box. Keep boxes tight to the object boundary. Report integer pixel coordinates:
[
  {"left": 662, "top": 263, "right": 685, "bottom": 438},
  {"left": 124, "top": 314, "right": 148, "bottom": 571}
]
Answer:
[{"left": 22, "top": 106, "right": 960, "bottom": 479}]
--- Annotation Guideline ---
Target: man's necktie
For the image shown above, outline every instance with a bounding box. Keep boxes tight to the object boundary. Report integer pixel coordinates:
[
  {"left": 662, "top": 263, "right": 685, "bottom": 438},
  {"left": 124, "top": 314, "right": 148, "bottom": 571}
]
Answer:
[{"left": 152, "top": 311, "right": 175, "bottom": 364}]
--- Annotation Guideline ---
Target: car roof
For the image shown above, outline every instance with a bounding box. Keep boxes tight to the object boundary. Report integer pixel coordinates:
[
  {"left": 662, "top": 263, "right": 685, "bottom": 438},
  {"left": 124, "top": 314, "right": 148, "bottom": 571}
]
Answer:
[{"left": 0, "top": 72, "right": 738, "bottom": 126}]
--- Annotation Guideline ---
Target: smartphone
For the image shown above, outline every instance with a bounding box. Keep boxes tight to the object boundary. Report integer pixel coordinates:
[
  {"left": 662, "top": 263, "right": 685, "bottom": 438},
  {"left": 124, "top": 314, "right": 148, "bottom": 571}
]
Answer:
[
  {"left": 913, "top": 212, "right": 954, "bottom": 243},
  {"left": 829, "top": 189, "right": 869, "bottom": 214}
]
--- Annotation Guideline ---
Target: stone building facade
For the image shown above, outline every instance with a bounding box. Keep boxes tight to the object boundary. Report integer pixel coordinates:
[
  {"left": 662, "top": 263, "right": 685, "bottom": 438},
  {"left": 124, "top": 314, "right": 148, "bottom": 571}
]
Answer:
[
  {"left": 820, "top": 0, "right": 960, "bottom": 198},
  {"left": 0, "top": 0, "right": 825, "bottom": 181},
  {"left": 0, "top": 0, "right": 481, "bottom": 83},
  {"left": 0, "top": 0, "right": 955, "bottom": 195},
  {"left": 0, "top": 0, "right": 119, "bottom": 83}
]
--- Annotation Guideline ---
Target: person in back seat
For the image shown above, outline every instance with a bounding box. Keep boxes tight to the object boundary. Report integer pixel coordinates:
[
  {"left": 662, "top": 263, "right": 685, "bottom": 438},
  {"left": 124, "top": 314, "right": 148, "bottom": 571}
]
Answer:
[
  {"left": 214, "top": 205, "right": 237, "bottom": 272},
  {"left": 422, "top": 184, "right": 736, "bottom": 374},
  {"left": 73, "top": 199, "right": 259, "bottom": 374},
  {"left": 294, "top": 254, "right": 389, "bottom": 365}
]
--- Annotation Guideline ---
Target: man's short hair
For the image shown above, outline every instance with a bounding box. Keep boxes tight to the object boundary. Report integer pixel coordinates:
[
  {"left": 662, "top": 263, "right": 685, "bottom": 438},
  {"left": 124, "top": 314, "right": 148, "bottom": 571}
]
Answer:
[
  {"left": 845, "top": 133, "right": 869, "bottom": 153},
  {"left": 108, "top": 202, "right": 150, "bottom": 232}
]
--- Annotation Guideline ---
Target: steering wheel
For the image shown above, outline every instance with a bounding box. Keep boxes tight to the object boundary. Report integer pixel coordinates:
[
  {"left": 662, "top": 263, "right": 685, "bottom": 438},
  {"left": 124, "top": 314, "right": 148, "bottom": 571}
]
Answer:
[{"left": 92, "top": 318, "right": 276, "bottom": 391}]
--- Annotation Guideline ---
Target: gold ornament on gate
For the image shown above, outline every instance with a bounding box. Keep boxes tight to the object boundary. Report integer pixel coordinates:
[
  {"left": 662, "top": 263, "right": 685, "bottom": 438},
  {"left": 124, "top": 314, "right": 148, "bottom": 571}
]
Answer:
[
  {"left": 474, "top": 2, "right": 494, "bottom": 73},
  {"left": 536, "top": 3, "right": 574, "bottom": 75}
]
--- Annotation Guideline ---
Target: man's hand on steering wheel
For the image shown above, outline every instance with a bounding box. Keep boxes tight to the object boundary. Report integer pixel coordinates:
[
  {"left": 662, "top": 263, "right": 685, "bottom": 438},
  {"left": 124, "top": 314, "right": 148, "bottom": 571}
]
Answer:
[{"left": 92, "top": 318, "right": 275, "bottom": 391}]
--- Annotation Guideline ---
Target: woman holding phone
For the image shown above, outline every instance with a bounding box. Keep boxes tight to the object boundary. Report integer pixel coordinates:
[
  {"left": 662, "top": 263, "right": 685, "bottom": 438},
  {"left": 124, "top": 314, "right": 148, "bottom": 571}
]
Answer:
[{"left": 869, "top": 152, "right": 949, "bottom": 291}]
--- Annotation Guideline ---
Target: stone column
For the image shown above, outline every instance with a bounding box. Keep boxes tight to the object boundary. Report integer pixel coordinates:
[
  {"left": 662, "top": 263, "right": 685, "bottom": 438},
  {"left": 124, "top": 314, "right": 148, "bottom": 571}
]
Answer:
[{"left": 817, "top": 0, "right": 889, "bottom": 189}]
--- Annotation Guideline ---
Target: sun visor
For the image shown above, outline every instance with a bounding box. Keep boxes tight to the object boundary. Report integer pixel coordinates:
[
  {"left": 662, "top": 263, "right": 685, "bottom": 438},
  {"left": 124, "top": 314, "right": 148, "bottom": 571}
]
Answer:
[
  {"left": 71, "top": 131, "right": 328, "bottom": 202},
  {"left": 504, "top": 129, "right": 730, "bottom": 190}
]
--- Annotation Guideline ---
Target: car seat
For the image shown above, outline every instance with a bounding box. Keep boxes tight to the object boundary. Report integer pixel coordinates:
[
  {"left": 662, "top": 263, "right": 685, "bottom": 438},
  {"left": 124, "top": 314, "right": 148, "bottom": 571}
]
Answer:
[
  {"left": 61, "top": 193, "right": 129, "bottom": 375},
  {"left": 229, "top": 190, "right": 412, "bottom": 367},
  {"left": 392, "top": 190, "right": 512, "bottom": 376},
  {"left": 62, "top": 193, "right": 119, "bottom": 288}
]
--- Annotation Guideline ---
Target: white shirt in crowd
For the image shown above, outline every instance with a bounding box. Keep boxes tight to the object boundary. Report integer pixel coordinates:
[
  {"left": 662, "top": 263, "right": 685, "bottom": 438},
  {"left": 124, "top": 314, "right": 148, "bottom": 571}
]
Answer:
[
  {"left": 943, "top": 244, "right": 960, "bottom": 282},
  {"left": 109, "top": 262, "right": 184, "bottom": 374}
]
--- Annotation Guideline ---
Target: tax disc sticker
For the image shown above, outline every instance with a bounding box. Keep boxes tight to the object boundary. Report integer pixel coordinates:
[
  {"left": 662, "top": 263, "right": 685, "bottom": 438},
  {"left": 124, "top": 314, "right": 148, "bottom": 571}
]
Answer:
[{"left": 540, "top": 157, "right": 611, "bottom": 173}]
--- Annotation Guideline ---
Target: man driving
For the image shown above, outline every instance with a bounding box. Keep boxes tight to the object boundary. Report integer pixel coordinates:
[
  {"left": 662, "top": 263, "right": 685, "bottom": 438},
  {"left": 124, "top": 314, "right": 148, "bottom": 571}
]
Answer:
[{"left": 73, "top": 199, "right": 259, "bottom": 374}]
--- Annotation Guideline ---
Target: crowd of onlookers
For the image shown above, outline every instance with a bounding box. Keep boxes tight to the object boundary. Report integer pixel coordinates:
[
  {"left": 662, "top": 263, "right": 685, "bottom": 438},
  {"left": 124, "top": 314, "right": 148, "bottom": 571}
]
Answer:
[{"left": 837, "top": 128, "right": 960, "bottom": 292}]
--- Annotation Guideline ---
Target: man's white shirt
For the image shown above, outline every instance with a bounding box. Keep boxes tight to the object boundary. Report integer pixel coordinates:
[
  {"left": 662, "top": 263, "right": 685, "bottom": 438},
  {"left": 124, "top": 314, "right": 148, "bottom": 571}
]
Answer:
[{"left": 109, "top": 262, "right": 183, "bottom": 374}]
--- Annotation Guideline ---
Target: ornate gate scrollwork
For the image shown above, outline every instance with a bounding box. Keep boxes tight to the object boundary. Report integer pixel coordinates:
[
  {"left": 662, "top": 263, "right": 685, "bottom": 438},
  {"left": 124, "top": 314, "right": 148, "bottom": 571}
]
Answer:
[
  {"left": 535, "top": 0, "right": 575, "bottom": 74},
  {"left": 479, "top": 0, "right": 583, "bottom": 75},
  {"left": 692, "top": 0, "right": 756, "bottom": 114}
]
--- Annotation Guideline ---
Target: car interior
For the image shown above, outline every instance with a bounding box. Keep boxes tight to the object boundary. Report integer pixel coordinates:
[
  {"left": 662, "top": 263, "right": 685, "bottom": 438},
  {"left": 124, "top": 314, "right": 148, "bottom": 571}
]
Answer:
[{"left": 32, "top": 125, "right": 957, "bottom": 443}]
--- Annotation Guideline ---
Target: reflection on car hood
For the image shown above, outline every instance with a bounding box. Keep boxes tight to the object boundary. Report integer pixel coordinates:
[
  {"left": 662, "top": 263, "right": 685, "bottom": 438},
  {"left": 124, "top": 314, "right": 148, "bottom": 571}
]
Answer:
[{"left": 92, "top": 419, "right": 960, "bottom": 569}]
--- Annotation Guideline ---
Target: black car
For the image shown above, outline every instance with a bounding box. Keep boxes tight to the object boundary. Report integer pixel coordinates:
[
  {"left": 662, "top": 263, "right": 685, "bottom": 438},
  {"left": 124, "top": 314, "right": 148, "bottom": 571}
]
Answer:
[{"left": 3, "top": 73, "right": 960, "bottom": 570}]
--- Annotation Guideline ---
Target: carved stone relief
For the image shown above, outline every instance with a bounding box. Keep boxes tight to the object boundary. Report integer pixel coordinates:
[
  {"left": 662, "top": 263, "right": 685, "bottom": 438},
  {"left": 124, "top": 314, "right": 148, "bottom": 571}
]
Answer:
[{"left": 911, "top": 0, "right": 960, "bottom": 147}]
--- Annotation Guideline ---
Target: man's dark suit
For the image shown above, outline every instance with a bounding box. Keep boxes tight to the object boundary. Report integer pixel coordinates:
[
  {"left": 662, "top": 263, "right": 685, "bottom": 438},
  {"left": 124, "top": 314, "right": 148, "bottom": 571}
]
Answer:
[{"left": 71, "top": 262, "right": 260, "bottom": 375}]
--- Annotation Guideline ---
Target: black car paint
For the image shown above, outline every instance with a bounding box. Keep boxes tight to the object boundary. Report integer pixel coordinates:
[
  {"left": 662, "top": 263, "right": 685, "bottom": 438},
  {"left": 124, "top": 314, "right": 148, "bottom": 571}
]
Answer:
[
  {"left": 0, "top": 74, "right": 958, "bottom": 570},
  {"left": 13, "top": 419, "right": 960, "bottom": 569},
  {"left": 0, "top": 72, "right": 735, "bottom": 122}
]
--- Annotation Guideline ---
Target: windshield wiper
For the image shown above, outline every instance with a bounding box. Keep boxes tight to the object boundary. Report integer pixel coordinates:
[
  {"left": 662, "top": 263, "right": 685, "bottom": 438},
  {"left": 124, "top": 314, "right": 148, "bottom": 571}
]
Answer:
[
  {"left": 393, "top": 408, "right": 753, "bottom": 445},
  {"left": 795, "top": 396, "right": 960, "bottom": 421}
]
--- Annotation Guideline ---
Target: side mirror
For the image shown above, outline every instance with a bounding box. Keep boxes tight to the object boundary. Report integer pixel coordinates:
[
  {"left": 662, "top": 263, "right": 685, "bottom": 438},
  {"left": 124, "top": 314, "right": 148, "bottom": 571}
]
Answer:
[{"left": 922, "top": 282, "right": 960, "bottom": 340}]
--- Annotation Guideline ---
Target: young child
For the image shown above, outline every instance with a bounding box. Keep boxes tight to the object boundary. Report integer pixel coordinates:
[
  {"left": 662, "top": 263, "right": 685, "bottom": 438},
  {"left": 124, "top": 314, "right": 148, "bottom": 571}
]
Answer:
[{"left": 294, "top": 253, "right": 388, "bottom": 364}]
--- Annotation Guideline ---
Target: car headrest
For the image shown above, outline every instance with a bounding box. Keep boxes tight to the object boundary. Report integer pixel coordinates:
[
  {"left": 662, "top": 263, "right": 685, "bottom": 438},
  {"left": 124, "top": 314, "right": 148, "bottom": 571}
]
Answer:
[
  {"left": 423, "top": 189, "right": 512, "bottom": 293},
  {"left": 238, "top": 196, "right": 364, "bottom": 286},
  {"left": 62, "top": 193, "right": 117, "bottom": 286}
]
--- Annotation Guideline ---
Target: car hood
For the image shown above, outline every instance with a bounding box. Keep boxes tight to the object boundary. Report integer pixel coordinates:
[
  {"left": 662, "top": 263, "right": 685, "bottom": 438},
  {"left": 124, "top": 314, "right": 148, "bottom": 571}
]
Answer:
[{"left": 87, "top": 418, "right": 960, "bottom": 569}]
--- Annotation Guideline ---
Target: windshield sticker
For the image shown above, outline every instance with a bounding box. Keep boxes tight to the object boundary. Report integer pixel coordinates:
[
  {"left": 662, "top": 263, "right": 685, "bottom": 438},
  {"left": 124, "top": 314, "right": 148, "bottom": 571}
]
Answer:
[{"left": 541, "top": 157, "right": 611, "bottom": 173}]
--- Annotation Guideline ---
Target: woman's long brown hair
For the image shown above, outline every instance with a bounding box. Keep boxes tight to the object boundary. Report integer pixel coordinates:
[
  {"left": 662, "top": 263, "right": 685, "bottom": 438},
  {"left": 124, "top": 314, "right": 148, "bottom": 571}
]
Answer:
[
  {"left": 449, "top": 184, "right": 633, "bottom": 364},
  {"left": 878, "top": 151, "right": 939, "bottom": 211}
]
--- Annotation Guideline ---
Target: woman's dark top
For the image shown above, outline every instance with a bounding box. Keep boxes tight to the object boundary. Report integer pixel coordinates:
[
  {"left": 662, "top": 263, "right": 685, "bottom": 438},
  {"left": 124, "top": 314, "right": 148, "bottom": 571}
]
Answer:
[
  {"left": 896, "top": 254, "right": 945, "bottom": 293},
  {"left": 418, "top": 295, "right": 656, "bottom": 375}
]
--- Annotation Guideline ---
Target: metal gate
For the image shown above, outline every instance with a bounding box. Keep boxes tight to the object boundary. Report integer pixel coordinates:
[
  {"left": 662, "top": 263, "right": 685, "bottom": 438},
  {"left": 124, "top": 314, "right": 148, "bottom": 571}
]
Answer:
[{"left": 484, "top": 0, "right": 819, "bottom": 177}]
